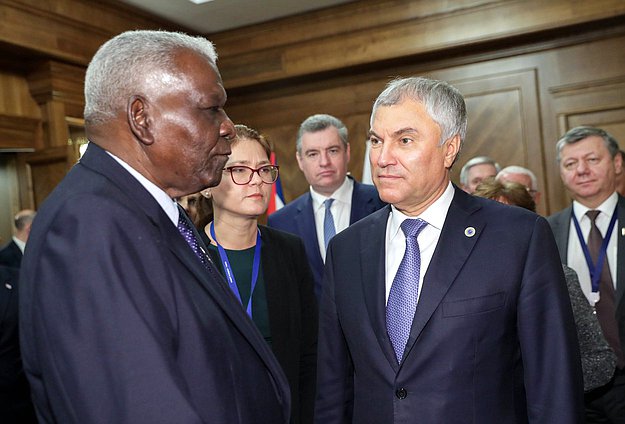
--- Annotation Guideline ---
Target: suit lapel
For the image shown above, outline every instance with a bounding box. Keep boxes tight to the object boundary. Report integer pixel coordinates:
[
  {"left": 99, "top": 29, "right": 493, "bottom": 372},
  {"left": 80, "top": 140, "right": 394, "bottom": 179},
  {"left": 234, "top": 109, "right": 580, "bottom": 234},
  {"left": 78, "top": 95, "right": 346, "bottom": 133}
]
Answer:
[
  {"left": 402, "top": 189, "right": 484, "bottom": 363},
  {"left": 296, "top": 194, "right": 324, "bottom": 271},
  {"left": 360, "top": 206, "right": 399, "bottom": 369},
  {"left": 553, "top": 207, "right": 572, "bottom": 264},
  {"left": 617, "top": 197, "right": 625, "bottom": 306}
]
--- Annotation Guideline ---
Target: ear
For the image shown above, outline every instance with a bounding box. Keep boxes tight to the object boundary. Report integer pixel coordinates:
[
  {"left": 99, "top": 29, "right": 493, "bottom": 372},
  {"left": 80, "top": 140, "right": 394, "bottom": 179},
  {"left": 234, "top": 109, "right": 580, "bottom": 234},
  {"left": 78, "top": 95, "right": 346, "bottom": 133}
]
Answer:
[
  {"left": 443, "top": 134, "right": 461, "bottom": 169},
  {"left": 345, "top": 142, "right": 351, "bottom": 163},
  {"left": 614, "top": 151, "right": 623, "bottom": 173},
  {"left": 128, "top": 95, "right": 154, "bottom": 146},
  {"left": 201, "top": 188, "right": 212, "bottom": 199},
  {"left": 296, "top": 152, "right": 305, "bottom": 172}
]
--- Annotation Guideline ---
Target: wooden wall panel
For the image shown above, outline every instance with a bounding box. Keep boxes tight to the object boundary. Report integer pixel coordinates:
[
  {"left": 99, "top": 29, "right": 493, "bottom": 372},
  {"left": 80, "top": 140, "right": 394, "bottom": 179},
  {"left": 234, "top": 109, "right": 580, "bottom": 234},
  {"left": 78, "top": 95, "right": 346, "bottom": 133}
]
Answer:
[
  {"left": 0, "top": 72, "right": 41, "bottom": 117},
  {"left": 212, "top": 0, "right": 625, "bottom": 88}
]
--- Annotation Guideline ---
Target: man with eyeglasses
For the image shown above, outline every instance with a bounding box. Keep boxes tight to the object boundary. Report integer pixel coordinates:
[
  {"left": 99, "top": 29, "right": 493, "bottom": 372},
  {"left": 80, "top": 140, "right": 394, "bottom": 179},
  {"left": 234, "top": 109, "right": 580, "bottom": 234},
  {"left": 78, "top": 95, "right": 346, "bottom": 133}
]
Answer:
[
  {"left": 547, "top": 126, "right": 625, "bottom": 423},
  {"left": 268, "top": 114, "right": 385, "bottom": 298},
  {"left": 496, "top": 165, "right": 542, "bottom": 206}
]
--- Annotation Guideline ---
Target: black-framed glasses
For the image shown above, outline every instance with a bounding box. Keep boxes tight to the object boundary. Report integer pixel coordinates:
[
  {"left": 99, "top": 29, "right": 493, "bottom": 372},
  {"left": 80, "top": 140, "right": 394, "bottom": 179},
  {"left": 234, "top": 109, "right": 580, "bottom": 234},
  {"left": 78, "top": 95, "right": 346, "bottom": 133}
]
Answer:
[{"left": 223, "top": 165, "right": 280, "bottom": 185}]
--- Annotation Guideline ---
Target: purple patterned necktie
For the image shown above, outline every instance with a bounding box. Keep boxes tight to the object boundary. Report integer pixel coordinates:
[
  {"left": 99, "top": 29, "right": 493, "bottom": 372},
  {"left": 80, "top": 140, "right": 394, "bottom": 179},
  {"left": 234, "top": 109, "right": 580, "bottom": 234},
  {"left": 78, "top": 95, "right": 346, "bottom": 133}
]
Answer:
[
  {"left": 177, "top": 207, "right": 209, "bottom": 268},
  {"left": 387, "top": 218, "right": 428, "bottom": 363}
]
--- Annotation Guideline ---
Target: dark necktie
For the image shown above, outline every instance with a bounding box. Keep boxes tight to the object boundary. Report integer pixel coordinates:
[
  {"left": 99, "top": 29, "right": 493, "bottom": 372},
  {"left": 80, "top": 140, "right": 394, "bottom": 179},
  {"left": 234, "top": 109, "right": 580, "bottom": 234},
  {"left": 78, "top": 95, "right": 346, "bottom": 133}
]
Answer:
[
  {"left": 586, "top": 210, "right": 624, "bottom": 368},
  {"left": 177, "top": 206, "right": 209, "bottom": 268},
  {"left": 387, "top": 218, "right": 428, "bottom": 363},
  {"left": 323, "top": 198, "right": 336, "bottom": 250}
]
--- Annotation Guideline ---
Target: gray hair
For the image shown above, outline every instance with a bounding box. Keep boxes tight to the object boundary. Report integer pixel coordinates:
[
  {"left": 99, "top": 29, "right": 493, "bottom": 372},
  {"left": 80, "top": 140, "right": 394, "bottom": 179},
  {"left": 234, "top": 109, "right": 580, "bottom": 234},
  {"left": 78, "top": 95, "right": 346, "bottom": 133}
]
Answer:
[
  {"left": 296, "top": 114, "right": 348, "bottom": 154},
  {"left": 496, "top": 165, "right": 538, "bottom": 190},
  {"left": 14, "top": 210, "right": 36, "bottom": 231},
  {"left": 556, "top": 126, "right": 619, "bottom": 162},
  {"left": 459, "top": 156, "right": 500, "bottom": 186},
  {"left": 84, "top": 30, "right": 219, "bottom": 126},
  {"left": 370, "top": 77, "right": 467, "bottom": 148}
]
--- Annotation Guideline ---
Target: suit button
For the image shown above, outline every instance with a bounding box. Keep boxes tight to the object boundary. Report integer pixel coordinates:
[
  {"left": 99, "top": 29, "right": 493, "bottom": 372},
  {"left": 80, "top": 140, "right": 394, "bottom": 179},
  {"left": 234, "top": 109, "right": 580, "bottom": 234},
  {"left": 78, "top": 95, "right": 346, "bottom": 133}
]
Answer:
[{"left": 395, "top": 388, "right": 407, "bottom": 399}]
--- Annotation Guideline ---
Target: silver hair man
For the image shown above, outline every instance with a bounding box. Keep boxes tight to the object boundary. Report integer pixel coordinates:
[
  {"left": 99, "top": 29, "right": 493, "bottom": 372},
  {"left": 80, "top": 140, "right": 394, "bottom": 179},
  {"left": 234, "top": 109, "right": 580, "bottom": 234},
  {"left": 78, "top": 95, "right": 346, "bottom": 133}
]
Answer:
[{"left": 84, "top": 30, "right": 219, "bottom": 126}]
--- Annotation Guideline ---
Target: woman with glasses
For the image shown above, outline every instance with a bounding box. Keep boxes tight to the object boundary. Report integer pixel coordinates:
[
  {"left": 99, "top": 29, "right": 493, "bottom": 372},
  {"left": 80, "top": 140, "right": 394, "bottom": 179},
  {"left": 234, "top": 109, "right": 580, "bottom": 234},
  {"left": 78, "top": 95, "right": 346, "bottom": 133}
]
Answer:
[{"left": 199, "top": 124, "right": 317, "bottom": 424}]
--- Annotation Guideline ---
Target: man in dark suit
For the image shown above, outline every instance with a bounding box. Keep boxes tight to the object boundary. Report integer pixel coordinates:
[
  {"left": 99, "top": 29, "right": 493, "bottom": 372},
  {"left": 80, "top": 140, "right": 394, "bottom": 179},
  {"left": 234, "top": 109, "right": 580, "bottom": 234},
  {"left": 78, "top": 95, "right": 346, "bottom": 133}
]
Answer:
[
  {"left": 547, "top": 126, "right": 625, "bottom": 422},
  {"left": 19, "top": 30, "right": 290, "bottom": 424},
  {"left": 0, "top": 209, "right": 35, "bottom": 269},
  {"left": 315, "top": 77, "right": 584, "bottom": 423},
  {"left": 0, "top": 265, "right": 36, "bottom": 423},
  {"left": 268, "top": 114, "right": 385, "bottom": 297}
]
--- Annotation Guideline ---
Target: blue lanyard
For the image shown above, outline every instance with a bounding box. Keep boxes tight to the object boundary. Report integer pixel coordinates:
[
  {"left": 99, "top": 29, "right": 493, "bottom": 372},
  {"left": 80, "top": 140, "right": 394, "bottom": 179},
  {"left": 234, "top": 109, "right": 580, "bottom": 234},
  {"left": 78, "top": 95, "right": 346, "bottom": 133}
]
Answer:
[
  {"left": 571, "top": 206, "right": 617, "bottom": 293},
  {"left": 210, "top": 222, "right": 262, "bottom": 317}
]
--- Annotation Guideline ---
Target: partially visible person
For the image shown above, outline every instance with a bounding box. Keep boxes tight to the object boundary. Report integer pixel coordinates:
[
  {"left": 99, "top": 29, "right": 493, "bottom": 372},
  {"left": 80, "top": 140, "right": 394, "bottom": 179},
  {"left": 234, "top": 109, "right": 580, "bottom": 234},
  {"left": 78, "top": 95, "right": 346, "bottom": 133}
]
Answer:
[
  {"left": 268, "top": 113, "right": 385, "bottom": 297},
  {"left": 615, "top": 149, "right": 625, "bottom": 197},
  {"left": 19, "top": 30, "right": 290, "bottom": 423},
  {"left": 473, "top": 177, "right": 536, "bottom": 211},
  {"left": 474, "top": 177, "right": 617, "bottom": 392},
  {"left": 315, "top": 76, "right": 583, "bottom": 423},
  {"left": 177, "top": 192, "right": 202, "bottom": 228},
  {"left": 548, "top": 126, "right": 625, "bottom": 423},
  {"left": 0, "top": 210, "right": 36, "bottom": 269},
  {"left": 194, "top": 190, "right": 214, "bottom": 230},
  {"left": 458, "top": 155, "right": 500, "bottom": 193},
  {"left": 0, "top": 265, "right": 37, "bottom": 423},
  {"left": 496, "top": 165, "right": 542, "bottom": 205},
  {"left": 200, "top": 124, "right": 317, "bottom": 424}
]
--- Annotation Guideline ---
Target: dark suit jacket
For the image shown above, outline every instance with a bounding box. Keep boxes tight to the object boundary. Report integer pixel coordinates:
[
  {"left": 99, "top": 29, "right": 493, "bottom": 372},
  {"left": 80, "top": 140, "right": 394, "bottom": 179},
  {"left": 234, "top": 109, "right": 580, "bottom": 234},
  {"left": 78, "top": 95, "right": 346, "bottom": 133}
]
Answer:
[
  {"left": 202, "top": 225, "right": 318, "bottom": 424},
  {"left": 19, "top": 143, "right": 290, "bottom": 424},
  {"left": 0, "top": 266, "right": 36, "bottom": 423},
  {"left": 547, "top": 195, "right": 625, "bottom": 365},
  {"left": 0, "top": 240, "right": 22, "bottom": 269},
  {"left": 315, "top": 186, "right": 584, "bottom": 423},
  {"left": 267, "top": 178, "right": 385, "bottom": 297}
]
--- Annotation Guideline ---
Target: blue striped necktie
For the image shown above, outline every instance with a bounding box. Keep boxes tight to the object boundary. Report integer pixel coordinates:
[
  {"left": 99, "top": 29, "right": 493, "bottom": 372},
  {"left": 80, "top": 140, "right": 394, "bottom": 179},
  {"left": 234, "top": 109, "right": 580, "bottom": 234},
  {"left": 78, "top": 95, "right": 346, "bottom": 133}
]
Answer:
[
  {"left": 387, "top": 218, "right": 428, "bottom": 363},
  {"left": 323, "top": 198, "right": 336, "bottom": 250}
]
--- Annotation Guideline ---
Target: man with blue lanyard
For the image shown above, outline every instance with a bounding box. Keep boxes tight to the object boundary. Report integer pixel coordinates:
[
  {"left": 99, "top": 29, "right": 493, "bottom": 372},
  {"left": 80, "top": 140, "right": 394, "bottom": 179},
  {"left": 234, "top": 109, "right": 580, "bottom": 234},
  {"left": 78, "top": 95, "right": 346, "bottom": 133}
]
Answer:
[{"left": 548, "top": 126, "right": 625, "bottom": 423}]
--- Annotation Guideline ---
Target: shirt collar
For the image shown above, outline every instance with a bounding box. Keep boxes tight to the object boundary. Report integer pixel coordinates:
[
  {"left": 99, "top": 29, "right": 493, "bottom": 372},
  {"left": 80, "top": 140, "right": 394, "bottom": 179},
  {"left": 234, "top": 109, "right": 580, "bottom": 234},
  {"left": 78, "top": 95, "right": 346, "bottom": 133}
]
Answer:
[
  {"left": 12, "top": 236, "right": 26, "bottom": 253},
  {"left": 106, "top": 151, "right": 179, "bottom": 225},
  {"left": 573, "top": 191, "right": 618, "bottom": 222},
  {"left": 389, "top": 181, "right": 454, "bottom": 239},
  {"left": 310, "top": 176, "right": 353, "bottom": 212}
]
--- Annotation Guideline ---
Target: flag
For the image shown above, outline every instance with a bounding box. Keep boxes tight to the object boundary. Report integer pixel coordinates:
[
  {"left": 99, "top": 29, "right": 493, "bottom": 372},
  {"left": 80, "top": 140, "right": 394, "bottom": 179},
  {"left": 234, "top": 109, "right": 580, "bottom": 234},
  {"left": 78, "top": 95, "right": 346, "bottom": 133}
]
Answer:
[
  {"left": 362, "top": 139, "right": 373, "bottom": 185},
  {"left": 267, "top": 151, "right": 285, "bottom": 215}
]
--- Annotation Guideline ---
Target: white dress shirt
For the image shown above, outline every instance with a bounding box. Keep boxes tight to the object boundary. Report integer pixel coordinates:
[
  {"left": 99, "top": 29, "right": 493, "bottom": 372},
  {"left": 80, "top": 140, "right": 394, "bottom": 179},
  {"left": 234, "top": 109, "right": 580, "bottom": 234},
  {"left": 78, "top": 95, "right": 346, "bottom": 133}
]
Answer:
[
  {"left": 567, "top": 192, "right": 619, "bottom": 303},
  {"left": 384, "top": 182, "right": 454, "bottom": 304},
  {"left": 310, "top": 177, "right": 354, "bottom": 261}
]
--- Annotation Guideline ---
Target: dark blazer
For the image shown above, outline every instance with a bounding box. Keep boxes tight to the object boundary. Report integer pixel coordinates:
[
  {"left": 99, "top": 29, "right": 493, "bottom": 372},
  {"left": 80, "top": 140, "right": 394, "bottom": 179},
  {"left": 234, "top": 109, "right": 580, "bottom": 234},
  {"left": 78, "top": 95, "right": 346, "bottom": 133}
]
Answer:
[
  {"left": 268, "top": 178, "right": 385, "bottom": 297},
  {"left": 19, "top": 143, "right": 290, "bottom": 424},
  {"left": 315, "top": 186, "right": 584, "bottom": 423},
  {"left": 0, "top": 266, "right": 36, "bottom": 423},
  {"left": 202, "top": 225, "right": 318, "bottom": 424},
  {"left": 0, "top": 240, "right": 22, "bottom": 269},
  {"left": 547, "top": 195, "right": 625, "bottom": 368}
]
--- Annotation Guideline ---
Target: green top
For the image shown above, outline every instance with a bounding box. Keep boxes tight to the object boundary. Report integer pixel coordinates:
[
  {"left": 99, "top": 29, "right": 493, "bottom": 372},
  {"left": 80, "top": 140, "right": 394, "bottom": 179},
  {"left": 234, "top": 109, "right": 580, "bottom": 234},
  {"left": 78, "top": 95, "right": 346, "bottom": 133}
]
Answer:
[{"left": 208, "top": 244, "right": 271, "bottom": 346}]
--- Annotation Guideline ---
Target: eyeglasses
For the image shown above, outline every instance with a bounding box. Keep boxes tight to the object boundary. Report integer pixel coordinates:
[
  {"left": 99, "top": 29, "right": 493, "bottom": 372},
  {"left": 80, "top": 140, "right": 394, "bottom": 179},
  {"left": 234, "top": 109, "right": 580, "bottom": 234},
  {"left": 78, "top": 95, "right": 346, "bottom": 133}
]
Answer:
[{"left": 223, "top": 165, "right": 280, "bottom": 185}]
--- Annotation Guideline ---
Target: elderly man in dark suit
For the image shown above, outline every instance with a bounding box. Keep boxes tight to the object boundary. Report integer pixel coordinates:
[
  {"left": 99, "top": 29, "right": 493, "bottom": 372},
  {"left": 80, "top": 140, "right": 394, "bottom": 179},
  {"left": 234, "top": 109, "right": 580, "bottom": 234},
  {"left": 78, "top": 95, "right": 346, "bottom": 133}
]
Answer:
[
  {"left": 0, "top": 209, "right": 35, "bottom": 269},
  {"left": 19, "top": 30, "right": 290, "bottom": 424},
  {"left": 547, "top": 126, "right": 625, "bottom": 423},
  {"left": 268, "top": 114, "right": 385, "bottom": 297},
  {"left": 314, "top": 76, "right": 584, "bottom": 423}
]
